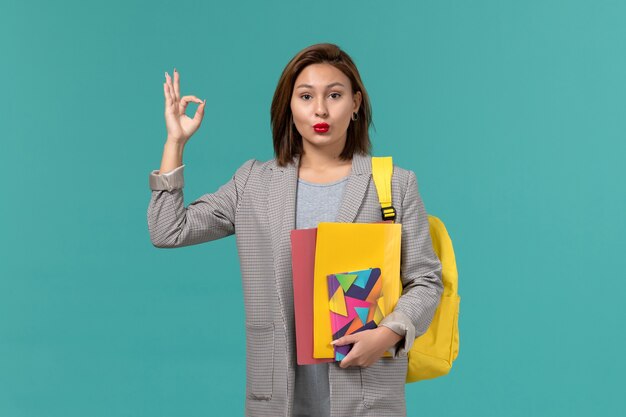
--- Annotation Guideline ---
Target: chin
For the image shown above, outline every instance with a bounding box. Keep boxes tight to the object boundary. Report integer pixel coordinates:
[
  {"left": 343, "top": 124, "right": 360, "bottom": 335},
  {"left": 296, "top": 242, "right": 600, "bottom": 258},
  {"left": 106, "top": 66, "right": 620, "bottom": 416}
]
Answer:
[{"left": 304, "top": 136, "right": 335, "bottom": 145}]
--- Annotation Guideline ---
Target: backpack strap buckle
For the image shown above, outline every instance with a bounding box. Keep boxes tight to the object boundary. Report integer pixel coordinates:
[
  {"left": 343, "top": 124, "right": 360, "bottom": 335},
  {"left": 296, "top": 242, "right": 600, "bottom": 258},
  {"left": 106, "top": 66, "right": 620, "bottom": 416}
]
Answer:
[{"left": 381, "top": 205, "right": 396, "bottom": 222}]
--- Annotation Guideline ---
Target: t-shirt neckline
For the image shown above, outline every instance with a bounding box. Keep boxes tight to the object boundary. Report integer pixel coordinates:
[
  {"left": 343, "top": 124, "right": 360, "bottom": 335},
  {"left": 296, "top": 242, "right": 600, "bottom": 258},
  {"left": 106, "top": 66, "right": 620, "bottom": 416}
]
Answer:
[{"left": 297, "top": 176, "right": 349, "bottom": 187}]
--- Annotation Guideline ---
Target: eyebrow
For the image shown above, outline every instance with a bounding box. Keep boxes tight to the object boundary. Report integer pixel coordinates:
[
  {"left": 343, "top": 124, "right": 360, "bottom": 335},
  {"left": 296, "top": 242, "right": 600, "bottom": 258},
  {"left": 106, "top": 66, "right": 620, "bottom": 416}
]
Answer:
[{"left": 295, "top": 82, "right": 346, "bottom": 89}]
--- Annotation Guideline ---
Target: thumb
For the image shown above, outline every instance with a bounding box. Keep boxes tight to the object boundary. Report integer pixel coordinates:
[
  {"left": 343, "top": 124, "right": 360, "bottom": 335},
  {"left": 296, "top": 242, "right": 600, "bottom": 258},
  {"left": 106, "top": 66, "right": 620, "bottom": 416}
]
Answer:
[{"left": 192, "top": 99, "right": 206, "bottom": 125}]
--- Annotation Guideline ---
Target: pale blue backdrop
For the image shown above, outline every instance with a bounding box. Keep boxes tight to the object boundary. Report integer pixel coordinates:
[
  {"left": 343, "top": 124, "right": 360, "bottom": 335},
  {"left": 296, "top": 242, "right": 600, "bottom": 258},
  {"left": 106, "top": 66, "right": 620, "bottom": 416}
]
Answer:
[{"left": 1, "top": 0, "right": 624, "bottom": 416}]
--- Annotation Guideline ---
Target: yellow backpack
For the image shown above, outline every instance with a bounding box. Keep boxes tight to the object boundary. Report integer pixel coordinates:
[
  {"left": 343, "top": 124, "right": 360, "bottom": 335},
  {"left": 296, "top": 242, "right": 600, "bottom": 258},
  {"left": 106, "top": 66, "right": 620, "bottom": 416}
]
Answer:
[{"left": 372, "top": 156, "right": 460, "bottom": 383}]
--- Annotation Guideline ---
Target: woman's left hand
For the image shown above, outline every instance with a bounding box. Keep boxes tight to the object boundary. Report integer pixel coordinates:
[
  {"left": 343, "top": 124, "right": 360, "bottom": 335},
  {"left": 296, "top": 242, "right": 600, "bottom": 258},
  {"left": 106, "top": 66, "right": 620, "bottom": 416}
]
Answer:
[{"left": 332, "top": 326, "right": 403, "bottom": 368}]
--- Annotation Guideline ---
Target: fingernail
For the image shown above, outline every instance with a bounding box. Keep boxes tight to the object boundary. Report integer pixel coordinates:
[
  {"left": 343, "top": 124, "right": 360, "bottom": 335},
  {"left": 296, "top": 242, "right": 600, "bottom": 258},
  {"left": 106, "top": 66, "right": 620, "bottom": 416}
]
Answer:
[{"left": 174, "top": 68, "right": 177, "bottom": 73}]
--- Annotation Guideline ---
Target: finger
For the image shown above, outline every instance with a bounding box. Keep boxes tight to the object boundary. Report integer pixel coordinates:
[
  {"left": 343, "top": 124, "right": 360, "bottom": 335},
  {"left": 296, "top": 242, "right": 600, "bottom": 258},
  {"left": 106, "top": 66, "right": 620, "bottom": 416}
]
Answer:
[
  {"left": 164, "top": 72, "right": 174, "bottom": 104},
  {"left": 164, "top": 71, "right": 172, "bottom": 104},
  {"left": 163, "top": 82, "right": 172, "bottom": 107},
  {"left": 332, "top": 335, "right": 356, "bottom": 347},
  {"left": 173, "top": 68, "right": 180, "bottom": 101},
  {"left": 192, "top": 99, "right": 206, "bottom": 125},
  {"left": 339, "top": 352, "right": 355, "bottom": 368},
  {"left": 165, "top": 72, "right": 175, "bottom": 103},
  {"left": 179, "top": 95, "right": 203, "bottom": 114}
]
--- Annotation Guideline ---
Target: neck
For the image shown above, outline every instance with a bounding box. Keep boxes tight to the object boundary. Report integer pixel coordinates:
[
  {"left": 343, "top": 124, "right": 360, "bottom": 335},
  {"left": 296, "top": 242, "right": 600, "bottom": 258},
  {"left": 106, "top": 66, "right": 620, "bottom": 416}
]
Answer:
[{"left": 299, "top": 139, "right": 349, "bottom": 170}]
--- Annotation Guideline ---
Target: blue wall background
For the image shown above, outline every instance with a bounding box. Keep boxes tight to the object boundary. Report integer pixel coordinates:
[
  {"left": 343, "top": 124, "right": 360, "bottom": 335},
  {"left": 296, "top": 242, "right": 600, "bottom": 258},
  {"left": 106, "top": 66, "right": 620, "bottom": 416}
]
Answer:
[{"left": 1, "top": 0, "right": 624, "bottom": 416}]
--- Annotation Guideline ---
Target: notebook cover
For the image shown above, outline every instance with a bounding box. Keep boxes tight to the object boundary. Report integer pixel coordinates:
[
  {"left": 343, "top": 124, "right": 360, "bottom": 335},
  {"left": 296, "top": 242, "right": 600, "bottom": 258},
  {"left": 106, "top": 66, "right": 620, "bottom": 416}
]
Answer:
[{"left": 327, "top": 267, "right": 386, "bottom": 361}]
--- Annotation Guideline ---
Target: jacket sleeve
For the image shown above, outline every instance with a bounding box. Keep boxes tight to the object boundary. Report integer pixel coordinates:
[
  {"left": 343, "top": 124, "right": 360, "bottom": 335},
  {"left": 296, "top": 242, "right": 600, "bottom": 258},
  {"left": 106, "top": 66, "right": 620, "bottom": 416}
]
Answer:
[
  {"left": 378, "top": 170, "right": 444, "bottom": 357},
  {"left": 147, "top": 159, "right": 256, "bottom": 248}
]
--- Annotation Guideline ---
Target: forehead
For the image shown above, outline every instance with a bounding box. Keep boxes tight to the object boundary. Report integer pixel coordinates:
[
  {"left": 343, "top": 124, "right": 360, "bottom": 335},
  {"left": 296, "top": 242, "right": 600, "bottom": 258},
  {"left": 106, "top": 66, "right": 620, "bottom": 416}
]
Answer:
[{"left": 294, "top": 63, "right": 351, "bottom": 88}]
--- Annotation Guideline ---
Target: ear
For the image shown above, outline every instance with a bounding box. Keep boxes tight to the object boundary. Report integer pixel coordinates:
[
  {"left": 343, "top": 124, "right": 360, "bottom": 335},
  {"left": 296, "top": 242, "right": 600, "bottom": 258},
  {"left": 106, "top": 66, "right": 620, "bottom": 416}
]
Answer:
[{"left": 353, "top": 91, "right": 362, "bottom": 113}]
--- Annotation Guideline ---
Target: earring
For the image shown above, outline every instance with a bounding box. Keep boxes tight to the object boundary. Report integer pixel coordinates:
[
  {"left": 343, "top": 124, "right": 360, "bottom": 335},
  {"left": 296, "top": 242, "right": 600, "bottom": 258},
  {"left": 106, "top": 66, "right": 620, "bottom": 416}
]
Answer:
[{"left": 351, "top": 112, "right": 359, "bottom": 121}]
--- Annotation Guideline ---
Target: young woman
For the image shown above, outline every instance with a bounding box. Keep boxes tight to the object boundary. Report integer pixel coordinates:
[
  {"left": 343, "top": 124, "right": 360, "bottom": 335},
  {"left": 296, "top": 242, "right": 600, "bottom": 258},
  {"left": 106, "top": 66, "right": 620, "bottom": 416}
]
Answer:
[{"left": 147, "top": 43, "right": 443, "bottom": 417}]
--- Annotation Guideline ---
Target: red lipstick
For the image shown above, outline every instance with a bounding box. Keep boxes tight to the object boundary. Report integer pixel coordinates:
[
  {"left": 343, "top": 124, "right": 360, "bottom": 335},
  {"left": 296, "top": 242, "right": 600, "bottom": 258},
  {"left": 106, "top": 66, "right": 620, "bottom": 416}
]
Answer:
[{"left": 313, "top": 123, "right": 329, "bottom": 133}]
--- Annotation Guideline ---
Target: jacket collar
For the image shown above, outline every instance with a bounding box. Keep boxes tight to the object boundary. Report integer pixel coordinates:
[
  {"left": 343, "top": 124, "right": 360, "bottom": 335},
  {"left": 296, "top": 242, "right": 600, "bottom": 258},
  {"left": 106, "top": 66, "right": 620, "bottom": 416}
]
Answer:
[
  {"left": 269, "top": 151, "right": 372, "bottom": 176},
  {"left": 268, "top": 151, "right": 372, "bottom": 225}
]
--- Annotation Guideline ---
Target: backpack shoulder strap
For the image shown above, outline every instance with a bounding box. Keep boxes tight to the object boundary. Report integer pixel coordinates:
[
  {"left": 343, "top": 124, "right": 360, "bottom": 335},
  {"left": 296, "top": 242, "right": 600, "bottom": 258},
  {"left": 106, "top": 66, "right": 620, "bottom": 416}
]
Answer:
[{"left": 371, "top": 156, "right": 397, "bottom": 222}]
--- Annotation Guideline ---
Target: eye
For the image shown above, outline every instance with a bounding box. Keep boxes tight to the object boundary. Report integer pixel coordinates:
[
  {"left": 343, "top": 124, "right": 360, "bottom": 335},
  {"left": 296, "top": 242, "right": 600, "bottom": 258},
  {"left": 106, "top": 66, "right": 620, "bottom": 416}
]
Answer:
[
  {"left": 330, "top": 92, "right": 342, "bottom": 99},
  {"left": 301, "top": 94, "right": 312, "bottom": 100}
]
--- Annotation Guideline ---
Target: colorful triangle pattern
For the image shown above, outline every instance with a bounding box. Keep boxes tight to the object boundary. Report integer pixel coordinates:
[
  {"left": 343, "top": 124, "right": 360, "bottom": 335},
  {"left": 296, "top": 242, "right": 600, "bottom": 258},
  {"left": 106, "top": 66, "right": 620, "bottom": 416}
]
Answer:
[
  {"left": 329, "top": 287, "right": 347, "bottom": 316},
  {"left": 335, "top": 274, "right": 358, "bottom": 292},
  {"left": 327, "top": 267, "right": 385, "bottom": 361}
]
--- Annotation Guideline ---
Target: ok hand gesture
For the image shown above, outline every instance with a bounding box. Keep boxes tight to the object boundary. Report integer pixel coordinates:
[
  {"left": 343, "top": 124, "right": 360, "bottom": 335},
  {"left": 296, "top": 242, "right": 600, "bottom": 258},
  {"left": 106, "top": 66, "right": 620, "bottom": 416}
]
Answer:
[{"left": 163, "top": 69, "right": 206, "bottom": 145}]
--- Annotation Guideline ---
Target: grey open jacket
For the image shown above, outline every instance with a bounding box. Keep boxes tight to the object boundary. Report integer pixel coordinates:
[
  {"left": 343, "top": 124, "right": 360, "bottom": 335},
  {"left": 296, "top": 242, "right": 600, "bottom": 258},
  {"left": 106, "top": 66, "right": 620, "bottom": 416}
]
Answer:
[{"left": 147, "top": 152, "right": 443, "bottom": 417}]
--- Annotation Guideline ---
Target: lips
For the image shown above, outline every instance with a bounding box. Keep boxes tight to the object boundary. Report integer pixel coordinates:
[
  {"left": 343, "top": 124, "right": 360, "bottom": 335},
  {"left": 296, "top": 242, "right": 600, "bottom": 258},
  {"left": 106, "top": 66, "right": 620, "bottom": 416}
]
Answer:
[{"left": 313, "top": 123, "right": 329, "bottom": 133}]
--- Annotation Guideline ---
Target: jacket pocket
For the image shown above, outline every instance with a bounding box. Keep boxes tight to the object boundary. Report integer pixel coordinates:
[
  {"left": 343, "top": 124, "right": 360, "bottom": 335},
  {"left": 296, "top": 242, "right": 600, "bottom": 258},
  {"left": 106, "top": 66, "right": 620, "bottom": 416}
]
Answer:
[
  {"left": 245, "top": 322, "right": 275, "bottom": 400},
  {"left": 360, "top": 356, "right": 407, "bottom": 410}
]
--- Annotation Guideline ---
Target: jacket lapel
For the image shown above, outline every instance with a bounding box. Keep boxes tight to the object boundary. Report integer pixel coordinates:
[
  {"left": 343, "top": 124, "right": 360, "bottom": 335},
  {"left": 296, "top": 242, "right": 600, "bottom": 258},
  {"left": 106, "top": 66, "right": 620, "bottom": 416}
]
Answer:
[
  {"left": 267, "top": 155, "right": 299, "bottom": 367},
  {"left": 335, "top": 152, "right": 372, "bottom": 223}
]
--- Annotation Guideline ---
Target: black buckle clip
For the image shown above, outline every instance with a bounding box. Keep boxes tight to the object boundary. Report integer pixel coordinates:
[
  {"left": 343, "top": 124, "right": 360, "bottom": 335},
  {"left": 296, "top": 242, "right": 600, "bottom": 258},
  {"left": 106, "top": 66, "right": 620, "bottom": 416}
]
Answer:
[{"left": 381, "top": 205, "right": 396, "bottom": 222}]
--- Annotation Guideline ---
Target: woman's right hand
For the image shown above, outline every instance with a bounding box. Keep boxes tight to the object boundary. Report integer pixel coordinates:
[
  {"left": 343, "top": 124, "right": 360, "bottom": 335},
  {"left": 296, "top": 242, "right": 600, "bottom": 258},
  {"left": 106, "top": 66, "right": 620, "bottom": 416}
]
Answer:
[{"left": 163, "top": 69, "right": 206, "bottom": 145}]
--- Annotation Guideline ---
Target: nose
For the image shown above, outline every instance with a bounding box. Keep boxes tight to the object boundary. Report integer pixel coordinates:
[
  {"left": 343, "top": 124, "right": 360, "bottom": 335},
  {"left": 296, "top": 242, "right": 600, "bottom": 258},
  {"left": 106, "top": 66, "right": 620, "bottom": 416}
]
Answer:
[{"left": 315, "top": 97, "right": 328, "bottom": 118}]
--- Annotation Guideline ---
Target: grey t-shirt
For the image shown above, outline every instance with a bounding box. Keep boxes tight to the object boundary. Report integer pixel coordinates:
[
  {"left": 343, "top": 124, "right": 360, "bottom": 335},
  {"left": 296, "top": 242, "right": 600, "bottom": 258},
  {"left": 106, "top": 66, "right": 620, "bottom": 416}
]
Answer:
[{"left": 292, "top": 175, "right": 349, "bottom": 417}]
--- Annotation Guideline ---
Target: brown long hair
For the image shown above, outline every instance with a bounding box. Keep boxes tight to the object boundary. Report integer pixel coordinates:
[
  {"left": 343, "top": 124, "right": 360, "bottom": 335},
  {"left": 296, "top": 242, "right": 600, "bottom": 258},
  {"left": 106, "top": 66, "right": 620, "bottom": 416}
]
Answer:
[{"left": 270, "top": 43, "right": 373, "bottom": 167}]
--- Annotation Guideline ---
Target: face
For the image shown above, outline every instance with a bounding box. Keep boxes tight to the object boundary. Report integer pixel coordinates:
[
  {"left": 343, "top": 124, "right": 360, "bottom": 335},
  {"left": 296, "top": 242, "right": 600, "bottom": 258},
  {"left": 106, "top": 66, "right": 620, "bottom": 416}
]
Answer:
[{"left": 290, "top": 63, "right": 362, "bottom": 154}]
